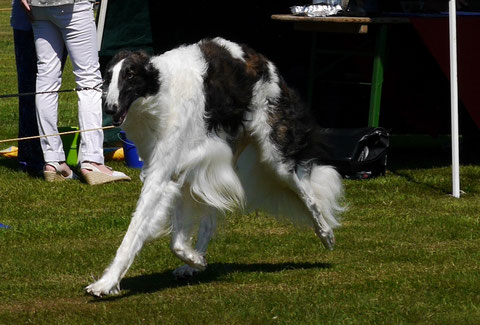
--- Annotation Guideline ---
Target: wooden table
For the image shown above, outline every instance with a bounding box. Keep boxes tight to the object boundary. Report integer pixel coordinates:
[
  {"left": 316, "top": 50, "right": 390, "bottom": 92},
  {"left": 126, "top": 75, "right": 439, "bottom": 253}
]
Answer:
[
  {"left": 271, "top": 15, "right": 410, "bottom": 127},
  {"left": 271, "top": 15, "right": 409, "bottom": 33}
]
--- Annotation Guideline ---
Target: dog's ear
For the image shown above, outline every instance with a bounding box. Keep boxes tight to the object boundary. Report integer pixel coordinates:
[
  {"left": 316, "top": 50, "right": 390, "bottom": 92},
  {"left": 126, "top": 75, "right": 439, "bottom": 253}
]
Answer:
[
  {"left": 111, "top": 49, "right": 151, "bottom": 63},
  {"left": 126, "top": 51, "right": 151, "bottom": 68},
  {"left": 131, "top": 50, "right": 150, "bottom": 60},
  {"left": 112, "top": 49, "right": 134, "bottom": 62},
  {"left": 106, "top": 50, "right": 134, "bottom": 74}
]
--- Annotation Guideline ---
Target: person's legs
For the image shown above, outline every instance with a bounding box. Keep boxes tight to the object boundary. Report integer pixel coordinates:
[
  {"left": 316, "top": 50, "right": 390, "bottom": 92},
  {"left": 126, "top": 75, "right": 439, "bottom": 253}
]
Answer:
[
  {"left": 31, "top": 3, "right": 128, "bottom": 183},
  {"left": 57, "top": 2, "right": 128, "bottom": 181},
  {"left": 31, "top": 16, "right": 66, "bottom": 164},
  {"left": 56, "top": 1, "right": 104, "bottom": 165},
  {"left": 31, "top": 8, "right": 75, "bottom": 178},
  {"left": 13, "top": 28, "right": 44, "bottom": 173}
]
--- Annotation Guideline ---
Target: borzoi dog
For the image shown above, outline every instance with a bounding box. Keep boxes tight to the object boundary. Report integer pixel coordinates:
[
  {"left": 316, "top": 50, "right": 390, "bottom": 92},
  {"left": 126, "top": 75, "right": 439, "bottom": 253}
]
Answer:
[{"left": 86, "top": 37, "right": 344, "bottom": 297}]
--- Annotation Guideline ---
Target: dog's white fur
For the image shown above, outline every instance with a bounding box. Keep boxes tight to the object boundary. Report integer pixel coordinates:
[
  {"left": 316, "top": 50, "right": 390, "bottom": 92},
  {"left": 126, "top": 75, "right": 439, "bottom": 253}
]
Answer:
[{"left": 86, "top": 38, "right": 344, "bottom": 296}]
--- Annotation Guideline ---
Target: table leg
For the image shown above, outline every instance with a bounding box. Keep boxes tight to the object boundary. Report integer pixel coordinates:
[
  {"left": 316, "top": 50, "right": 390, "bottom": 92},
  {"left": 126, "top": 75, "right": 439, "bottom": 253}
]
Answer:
[
  {"left": 307, "top": 32, "right": 318, "bottom": 110},
  {"left": 368, "top": 25, "right": 387, "bottom": 127}
]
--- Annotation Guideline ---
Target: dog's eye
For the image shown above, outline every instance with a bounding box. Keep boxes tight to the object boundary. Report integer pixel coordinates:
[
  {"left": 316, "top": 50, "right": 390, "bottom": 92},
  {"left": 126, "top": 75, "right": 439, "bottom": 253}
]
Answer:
[{"left": 126, "top": 72, "right": 135, "bottom": 80}]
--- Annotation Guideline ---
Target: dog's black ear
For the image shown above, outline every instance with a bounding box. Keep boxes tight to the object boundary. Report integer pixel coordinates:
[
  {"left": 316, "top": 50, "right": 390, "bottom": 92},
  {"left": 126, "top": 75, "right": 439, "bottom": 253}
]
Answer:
[
  {"left": 125, "top": 51, "right": 152, "bottom": 69},
  {"left": 112, "top": 49, "right": 134, "bottom": 62},
  {"left": 132, "top": 50, "right": 151, "bottom": 61},
  {"left": 106, "top": 50, "right": 134, "bottom": 74},
  {"left": 144, "top": 56, "right": 160, "bottom": 96}
]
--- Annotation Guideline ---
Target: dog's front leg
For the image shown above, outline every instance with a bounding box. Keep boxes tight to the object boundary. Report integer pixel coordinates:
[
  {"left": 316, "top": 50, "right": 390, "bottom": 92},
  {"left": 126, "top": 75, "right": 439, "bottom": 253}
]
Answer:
[{"left": 86, "top": 179, "right": 181, "bottom": 297}]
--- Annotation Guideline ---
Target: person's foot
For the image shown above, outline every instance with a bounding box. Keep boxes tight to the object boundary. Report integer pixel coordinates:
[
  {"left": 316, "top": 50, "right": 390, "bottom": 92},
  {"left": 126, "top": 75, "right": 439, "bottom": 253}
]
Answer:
[
  {"left": 80, "top": 162, "right": 131, "bottom": 185},
  {"left": 43, "top": 162, "right": 78, "bottom": 182},
  {"left": 81, "top": 161, "right": 113, "bottom": 176}
]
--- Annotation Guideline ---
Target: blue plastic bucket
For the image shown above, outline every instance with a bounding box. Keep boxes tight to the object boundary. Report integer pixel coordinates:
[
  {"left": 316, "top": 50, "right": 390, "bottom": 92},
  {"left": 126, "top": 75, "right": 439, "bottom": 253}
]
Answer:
[{"left": 119, "top": 131, "right": 143, "bottom": 168}]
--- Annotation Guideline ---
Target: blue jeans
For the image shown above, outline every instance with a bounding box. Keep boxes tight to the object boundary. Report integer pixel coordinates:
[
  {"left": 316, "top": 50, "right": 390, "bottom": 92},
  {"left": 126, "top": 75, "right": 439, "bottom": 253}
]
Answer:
[{"left": 13, "top": 28, "right": 44, "bottom": 172}]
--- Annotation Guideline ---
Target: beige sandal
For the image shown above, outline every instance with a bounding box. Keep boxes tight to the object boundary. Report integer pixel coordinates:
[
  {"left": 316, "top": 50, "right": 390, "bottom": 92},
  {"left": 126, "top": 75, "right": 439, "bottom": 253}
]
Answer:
[
  {"left": 81, "top": 162, "right": 131, "bottom": 185},
  {"left": 43, "top": 162, "right": 79, "bottom": 182}
]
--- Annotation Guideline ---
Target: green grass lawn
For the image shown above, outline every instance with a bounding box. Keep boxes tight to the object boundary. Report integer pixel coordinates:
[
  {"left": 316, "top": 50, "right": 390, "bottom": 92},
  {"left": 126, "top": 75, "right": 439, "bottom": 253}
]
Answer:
[{"left": 1, "top": 2, "right": 480, "bottom": 324}]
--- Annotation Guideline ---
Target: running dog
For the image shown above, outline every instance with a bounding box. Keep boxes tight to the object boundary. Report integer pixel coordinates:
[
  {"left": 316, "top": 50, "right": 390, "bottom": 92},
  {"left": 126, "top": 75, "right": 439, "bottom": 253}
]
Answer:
[{"left": 86, "top": 37, "right": 344, "bottom": 297}]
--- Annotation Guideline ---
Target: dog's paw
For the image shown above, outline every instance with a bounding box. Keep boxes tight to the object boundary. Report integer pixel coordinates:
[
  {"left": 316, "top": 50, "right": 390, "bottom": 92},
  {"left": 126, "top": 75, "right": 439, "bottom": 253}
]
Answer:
[
  {"left": 85, "top": 278, "right": 120, "bottom": 297},
  {"left": 173, "top": 264, "right": 203, "bottom": 280},
  {"left": 187, "top": 253, "right": 207, "bottom": 271},
  {"left": 172, "top": 249, "right": 207, "bottom": 271},
  {"left": 317, "top": 229, "right": 335, "bottom": 250}
]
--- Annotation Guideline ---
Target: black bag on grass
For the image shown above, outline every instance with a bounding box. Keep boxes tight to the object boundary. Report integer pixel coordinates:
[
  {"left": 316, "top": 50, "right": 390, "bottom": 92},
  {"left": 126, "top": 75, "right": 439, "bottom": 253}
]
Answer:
[{"left": 315, "top": 127, "right": 389, "bottom": 179}]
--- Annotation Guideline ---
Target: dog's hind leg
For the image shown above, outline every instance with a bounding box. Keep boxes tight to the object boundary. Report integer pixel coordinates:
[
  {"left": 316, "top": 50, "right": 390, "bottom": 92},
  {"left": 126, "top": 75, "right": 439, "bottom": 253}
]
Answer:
[
  {"left": 291, "top": 164, "right": 343, "bottom": 250},
  {"left": 85, "top": 179, "right": 181, "bottom": 297},
  {"left": 170, "top": 190, "right": 214, "bottom": 275},
  {"left": 236, "top": 143, "right": 342, "bottom": 250},
  {"left": 172, "top": 212, "right": 217, "bottom": 279},
  {"left": 194, "top": 212, "right": 217, "bottom": 256}
]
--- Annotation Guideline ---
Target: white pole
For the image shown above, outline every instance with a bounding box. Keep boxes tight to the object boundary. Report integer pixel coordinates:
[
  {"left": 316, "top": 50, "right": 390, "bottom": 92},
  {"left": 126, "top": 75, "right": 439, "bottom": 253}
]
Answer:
[
  {"left": 449, "top": 0, "right": 461, "bottom": 198},
  {"left": 96, "top": 0, "right": 109, "bottom": 52}
]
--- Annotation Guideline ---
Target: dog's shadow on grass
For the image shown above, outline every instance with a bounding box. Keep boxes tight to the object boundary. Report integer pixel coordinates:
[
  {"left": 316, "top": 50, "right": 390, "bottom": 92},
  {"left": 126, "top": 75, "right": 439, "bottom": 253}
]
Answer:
[{"left": 90, "top": 261, "right": 332, "bottom": 301}]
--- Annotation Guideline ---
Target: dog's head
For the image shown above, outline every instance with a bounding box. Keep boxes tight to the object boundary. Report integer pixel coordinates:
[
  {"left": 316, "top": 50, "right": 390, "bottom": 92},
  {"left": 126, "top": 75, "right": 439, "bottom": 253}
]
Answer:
[{"left": 103, "top": 50, "right": 160, "bottom": 126}]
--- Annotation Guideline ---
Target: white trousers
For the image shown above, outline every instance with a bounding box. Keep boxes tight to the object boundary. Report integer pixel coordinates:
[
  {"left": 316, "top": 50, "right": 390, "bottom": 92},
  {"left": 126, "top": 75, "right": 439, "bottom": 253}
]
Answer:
[{"left": 31, "top": 1, "right": 104, "bottom": 164}]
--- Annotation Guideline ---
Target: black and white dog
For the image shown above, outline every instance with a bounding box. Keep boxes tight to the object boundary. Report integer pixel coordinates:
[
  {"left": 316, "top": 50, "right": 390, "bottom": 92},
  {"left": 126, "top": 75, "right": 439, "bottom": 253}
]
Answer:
[{"left": 86, "top": 37, "right": 344, "bottom": 296}]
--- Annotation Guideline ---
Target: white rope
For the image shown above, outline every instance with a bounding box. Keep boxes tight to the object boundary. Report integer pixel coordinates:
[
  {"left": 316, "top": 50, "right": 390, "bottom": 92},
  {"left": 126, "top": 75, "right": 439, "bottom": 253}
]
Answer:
[{"left": 0, "top": 125, "right": 115, "bottom": 145}]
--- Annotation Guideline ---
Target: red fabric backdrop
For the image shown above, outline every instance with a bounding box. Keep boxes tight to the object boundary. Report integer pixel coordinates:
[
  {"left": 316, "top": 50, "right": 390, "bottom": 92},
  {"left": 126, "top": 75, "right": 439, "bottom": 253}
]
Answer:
[{"left": 411, "top": 16, "right": 480, "bottom": 129}]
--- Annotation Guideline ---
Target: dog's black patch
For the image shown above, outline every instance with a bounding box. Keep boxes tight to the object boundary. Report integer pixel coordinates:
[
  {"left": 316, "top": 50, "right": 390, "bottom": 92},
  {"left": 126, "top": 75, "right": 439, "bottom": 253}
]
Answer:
[
  {"left": 199, "top": 39, "right": 322, "bottom": 167},
  {"left": 267, "top": 79, "right": 316, "bottom": 166},
  {"left": 103, "top": 51, "right": 160, "bottom": 126},
  {"left": 200, "top": 40, "right": 269, "bottom": 135},
  {"left": 103, "top": 50, "right": 132, "bottom": 87}
]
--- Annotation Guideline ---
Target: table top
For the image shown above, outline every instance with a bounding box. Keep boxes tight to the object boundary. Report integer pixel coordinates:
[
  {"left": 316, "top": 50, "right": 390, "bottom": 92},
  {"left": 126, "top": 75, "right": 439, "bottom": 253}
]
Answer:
[{"left": 271, "top": 14, "right": 410, "bottom": 24}]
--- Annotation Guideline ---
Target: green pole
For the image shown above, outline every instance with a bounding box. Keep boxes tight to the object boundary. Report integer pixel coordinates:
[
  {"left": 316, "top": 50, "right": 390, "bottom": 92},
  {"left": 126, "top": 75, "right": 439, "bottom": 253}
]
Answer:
[{"left": 368, "top": 25, "right": 387, "bottom": 127}]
